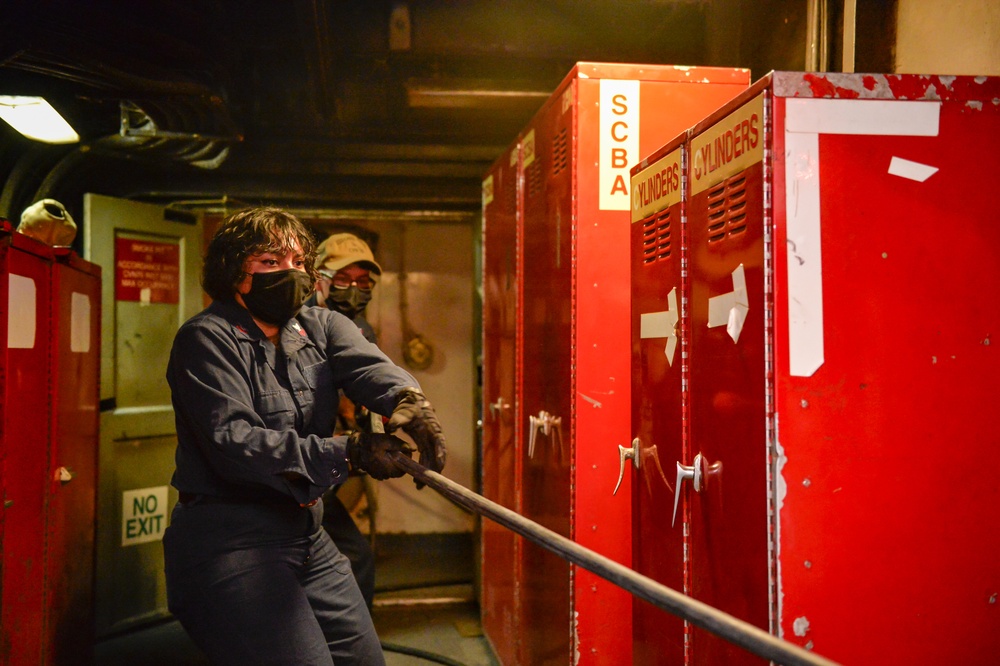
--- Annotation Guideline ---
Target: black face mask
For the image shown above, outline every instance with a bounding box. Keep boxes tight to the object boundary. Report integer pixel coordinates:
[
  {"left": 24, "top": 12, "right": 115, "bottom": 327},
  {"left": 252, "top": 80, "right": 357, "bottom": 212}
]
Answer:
[
  {"left": 327, "top": 286, "right": 372, "bottom": 319},
  {"left": 241, "top": 269, "right": 314, "bottom": 325}
]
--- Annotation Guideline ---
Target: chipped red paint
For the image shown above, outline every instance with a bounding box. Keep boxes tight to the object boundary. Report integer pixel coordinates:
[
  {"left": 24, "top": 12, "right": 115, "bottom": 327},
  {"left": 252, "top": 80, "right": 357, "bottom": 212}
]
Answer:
[
  {"left": 802, "top": 72, "right": 838, "bottom": 97},
  {"left": 770, "top": 71, "right": 1000, "bottom": 104},
  {"left": 802, "top": 73, "right": 861, "bottom": 99}
]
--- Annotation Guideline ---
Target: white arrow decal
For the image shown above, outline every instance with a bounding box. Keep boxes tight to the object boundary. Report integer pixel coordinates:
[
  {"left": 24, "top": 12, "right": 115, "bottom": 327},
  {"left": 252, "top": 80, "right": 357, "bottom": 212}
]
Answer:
[
  {"left": 707, "top": 264, "right": 749, "bottom": 343},
  {"left": 640, "top": 286, "right": 678, "bottom": 365}
]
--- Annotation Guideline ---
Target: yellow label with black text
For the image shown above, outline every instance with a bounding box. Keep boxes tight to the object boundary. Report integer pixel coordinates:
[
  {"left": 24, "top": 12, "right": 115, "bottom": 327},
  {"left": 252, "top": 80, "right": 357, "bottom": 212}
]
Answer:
[
  {"left": 690, "top": 93, "right": 764, "bottom": 196},
  {"left": 631, "top": 147, "right": 682, "bottom": 223}
]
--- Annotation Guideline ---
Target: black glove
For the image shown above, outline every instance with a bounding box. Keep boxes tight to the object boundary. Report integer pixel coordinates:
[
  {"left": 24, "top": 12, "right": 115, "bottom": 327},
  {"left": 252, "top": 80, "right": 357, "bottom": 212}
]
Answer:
[
  {"left": 345, "top": 431, "right": 413, "bottom": 481},
  {"left": 386, "top": 388, "right": 447, "bottom": 477}
]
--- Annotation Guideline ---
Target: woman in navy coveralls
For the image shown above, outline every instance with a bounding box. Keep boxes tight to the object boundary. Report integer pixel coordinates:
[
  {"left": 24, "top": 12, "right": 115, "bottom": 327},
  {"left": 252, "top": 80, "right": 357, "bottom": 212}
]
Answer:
[{"left": 162, "top": 207, "right": 446, "bottom": 665}]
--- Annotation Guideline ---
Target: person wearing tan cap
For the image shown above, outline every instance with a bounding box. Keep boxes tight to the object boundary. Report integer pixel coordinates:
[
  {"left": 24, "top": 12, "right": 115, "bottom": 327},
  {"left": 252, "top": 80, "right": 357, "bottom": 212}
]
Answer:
[
  {"left": 314, "top": 232, "right": 382, "bottom": 344},
  {"left": 313, "top": 232, "right": 383, "bottom": 611}
]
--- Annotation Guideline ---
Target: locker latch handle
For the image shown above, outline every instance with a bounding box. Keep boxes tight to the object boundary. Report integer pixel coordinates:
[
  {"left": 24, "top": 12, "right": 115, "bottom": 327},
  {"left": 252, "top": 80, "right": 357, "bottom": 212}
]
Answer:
[
  {"left": 488, "top": 396, "right": 510, "bottom": 420},
  {"left": 614, "top": 438, "right": 641, "bottom": 495},
  {"left": 672, "top": 454, "right": 722, "bottom": 527},
  {"left": 55, "top": 466, "right": 74, "bottom": 484},
  {"left": 528, "top": 410, "right": 562, "bottom": 458},
  {"left": 615, "top": 438, "right": 672, "bottom": 496}
]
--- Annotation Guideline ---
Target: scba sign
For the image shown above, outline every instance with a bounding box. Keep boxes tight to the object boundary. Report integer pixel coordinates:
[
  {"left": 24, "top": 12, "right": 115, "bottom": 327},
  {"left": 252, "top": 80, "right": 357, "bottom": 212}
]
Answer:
[{"left": 121, "top": 486, "right": 169, "bottom": 546}]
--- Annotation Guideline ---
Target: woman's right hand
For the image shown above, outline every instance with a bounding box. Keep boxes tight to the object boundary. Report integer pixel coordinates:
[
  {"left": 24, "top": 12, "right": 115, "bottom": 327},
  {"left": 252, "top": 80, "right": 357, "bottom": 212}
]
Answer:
[{"left": 345, "top": 431, "right": 413, "bottom": 480}]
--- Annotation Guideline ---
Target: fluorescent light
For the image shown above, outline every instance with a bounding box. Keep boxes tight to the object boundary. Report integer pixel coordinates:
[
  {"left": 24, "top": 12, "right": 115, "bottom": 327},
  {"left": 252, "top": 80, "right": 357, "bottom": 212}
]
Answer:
[{"left": 0, "top": 96, "right": 80, "bottom": 144}]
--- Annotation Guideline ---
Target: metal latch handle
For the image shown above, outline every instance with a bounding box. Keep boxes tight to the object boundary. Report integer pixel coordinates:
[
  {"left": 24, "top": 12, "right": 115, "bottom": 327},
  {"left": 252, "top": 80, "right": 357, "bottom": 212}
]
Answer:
[
  {"left": 672, "top": 453, "right": 722, "bottom": 527},
  {"left": 488, "top": 396, "right": 510, "bottom": 420},
  {"left": 614, "top": 438, "right": 640, "bottom": 495},
  {"left": 528, "top": 410, "right": 562, "bottom": 458}
]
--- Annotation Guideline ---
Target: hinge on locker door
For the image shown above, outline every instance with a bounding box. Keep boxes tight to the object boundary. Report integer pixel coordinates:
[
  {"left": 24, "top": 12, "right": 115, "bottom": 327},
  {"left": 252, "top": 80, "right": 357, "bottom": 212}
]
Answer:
[{"left": 528, "top": 410, "right": 562, "bottom": 458}]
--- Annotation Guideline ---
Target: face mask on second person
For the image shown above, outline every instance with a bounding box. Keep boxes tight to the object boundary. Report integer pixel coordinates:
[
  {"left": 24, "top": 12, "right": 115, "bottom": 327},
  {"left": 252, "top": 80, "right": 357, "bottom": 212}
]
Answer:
[{"left": 326, "top": 284, "right": 372, "bottom": 319}]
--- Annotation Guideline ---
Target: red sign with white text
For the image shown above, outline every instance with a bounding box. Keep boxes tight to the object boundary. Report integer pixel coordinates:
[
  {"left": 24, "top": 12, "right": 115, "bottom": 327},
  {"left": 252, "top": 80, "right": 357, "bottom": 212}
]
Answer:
[{"left": 115, "top": 238, "right": 180, "bottom": 304}]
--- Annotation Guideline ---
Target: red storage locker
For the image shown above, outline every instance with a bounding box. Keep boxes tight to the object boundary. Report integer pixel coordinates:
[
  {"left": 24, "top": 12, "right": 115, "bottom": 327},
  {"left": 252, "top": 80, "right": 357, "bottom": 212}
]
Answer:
[
  {"left": 481, "top": 140, "right": 522, "bottom": 665},
  {"left": 0, "top": 226, "right": 101, "bottom": 665},
  {"left": 485, "top": 62, "right": 749, "bottom": 665},
  {"left": 628, "top": 72, "right": 1000, "bottom": 665},
  {"left": 45, "top": 248, "right": 101, "bottom": 663},
  {"left": 1, "top": 230, "right": 55, "bottom": 665}
]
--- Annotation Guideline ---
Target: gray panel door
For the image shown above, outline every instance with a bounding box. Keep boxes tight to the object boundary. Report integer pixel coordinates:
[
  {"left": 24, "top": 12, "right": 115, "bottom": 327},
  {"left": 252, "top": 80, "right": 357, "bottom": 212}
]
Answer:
[{"left": 83, "top": 194, "right": 203, "bottom": 636}]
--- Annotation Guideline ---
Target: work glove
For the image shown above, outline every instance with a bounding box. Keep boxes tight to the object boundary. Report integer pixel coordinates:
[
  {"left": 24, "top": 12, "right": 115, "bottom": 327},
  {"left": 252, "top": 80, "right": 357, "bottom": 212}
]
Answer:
[
  {"left": 386, "top": 387, "right": 447, "bottom": 486},
  {"left": 345, "top": 430, "right": 413, "bottom": 481}
]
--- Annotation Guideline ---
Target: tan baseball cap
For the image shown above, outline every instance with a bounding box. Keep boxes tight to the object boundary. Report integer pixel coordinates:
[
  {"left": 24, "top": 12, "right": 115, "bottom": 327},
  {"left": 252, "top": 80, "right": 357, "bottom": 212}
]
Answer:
[{"left": 315, "top": 233, "right": 382, "bottom": 274}]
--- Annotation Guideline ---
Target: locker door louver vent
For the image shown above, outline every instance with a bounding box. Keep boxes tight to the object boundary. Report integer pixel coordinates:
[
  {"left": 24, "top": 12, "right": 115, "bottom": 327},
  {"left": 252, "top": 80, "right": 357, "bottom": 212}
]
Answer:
[
  {"left": 552, "top": 128, "right": 569, "bottom": 177},
  {"left": 526, "top": 160, "right": 543, "bottom": 198},
  {"left": 642, "top": 208, "right": 672, "bottom": 264},
  {"left": 706, "top": 174, "right": 748, "bottom": 243}
]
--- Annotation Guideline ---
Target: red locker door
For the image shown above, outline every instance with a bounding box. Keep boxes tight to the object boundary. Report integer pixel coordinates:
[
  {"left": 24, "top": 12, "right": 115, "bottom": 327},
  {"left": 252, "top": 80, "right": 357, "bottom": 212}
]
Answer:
[
  {"left": 520, "top": 98, "right": 574, "bottom": 666},
  {"left": 770, "top": 76, "right": 1000, "bottom": 663},
  {"left": 686, "top": 91, "right": 770, "bottom": 665},
  {"left": 628, "top": 142, "right": 687, "bottom": 664},
  {"left": 44, "top": 251, "right": 101, "bottom": 663},
  {"left": 1, "top": 235, "right": 54, "bottom": 665},
  {"left": 481, "top": 144, "right": 521, "bottom": 665}
]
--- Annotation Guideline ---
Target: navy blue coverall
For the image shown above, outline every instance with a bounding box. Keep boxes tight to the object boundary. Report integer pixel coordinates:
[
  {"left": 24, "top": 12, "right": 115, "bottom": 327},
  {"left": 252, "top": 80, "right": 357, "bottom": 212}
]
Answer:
[{"left": 163, "top": 298, "right": 417, "bottom": 665}]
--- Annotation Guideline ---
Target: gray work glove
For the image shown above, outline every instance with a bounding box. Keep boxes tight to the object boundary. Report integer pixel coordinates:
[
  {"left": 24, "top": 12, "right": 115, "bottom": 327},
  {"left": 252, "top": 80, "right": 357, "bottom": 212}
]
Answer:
[
  {"left": 386, "top": 388, "right": 446, "bottom": 487},
  {"left": 346, "top": 431, "right": 413, "bottom": 480}
]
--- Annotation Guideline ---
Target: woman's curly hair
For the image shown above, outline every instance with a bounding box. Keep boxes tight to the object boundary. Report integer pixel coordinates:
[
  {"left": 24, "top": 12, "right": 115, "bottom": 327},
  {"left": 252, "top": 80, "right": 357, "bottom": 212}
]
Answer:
[{"left": 202, "top": 207, "right": 319, "bottom": 302}]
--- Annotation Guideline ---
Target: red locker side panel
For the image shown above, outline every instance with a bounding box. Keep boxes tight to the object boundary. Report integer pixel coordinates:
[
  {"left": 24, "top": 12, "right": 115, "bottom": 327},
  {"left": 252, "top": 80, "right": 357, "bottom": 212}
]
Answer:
[
  {"left": 628, "top": 142, "right": 687, "bottom": 664},
  {"left": 686, "top": 90, "right": 770, "bottom": 665},
  {"left": 771, "top": 73, "right": 1000, "bottom": 664},
  {"left": 519, "top": 87, "right": 574, "bottom": 666},
  {"left": 45, "top": 252, "right": 101, "bottom": 664},
  {"left": 0, "top": 224, "right": 8, "bottom": 663},
  {"left": 572, "top": 65, "right": 750, "bottom": 665},
  {"left": 481, "top": 143, "right": 521, "bottom": 666},
  {"left": 1, "top": 235, "right": 54, "bottom": 665}
]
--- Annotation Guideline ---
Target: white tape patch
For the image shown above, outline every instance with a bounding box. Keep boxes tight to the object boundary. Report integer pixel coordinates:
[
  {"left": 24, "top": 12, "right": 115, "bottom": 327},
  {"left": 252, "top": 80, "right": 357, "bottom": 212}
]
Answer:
[
  {"left": 784, "top": 98, "right": 941, "bottom": 377},
  {"left": 640, "top": 286, "right": 679, "bottom": 365},
  {"left": 785, "top": 99, "right": 941, "bottom": 136},
  {"left": 888, "top": 156, "right": 938, "bottom": 182},
  {"left": 707, "top": 265, "right": 749, "bottom": 344}
]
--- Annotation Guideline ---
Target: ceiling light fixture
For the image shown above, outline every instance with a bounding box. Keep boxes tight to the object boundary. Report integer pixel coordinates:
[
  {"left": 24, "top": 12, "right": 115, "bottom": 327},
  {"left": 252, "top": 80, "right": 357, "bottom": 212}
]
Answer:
[{"left": 0, "top": 96, "right": 80, "bottom": 144}]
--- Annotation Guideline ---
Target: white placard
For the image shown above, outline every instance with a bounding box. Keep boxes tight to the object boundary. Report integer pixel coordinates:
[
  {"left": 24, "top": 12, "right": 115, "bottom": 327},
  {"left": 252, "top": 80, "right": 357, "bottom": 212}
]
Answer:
[
  {"left": 122, "top": 486, "right": 169, "bottom": 546},
  {"left": 8, "top": 274, "right": 36, "bottom": 349},
  {"left": 70, "top": 292, "right": 91, "bottom": 352},
  {"left": 599, "top": 79, "right": 640, "bottom": 211}
]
